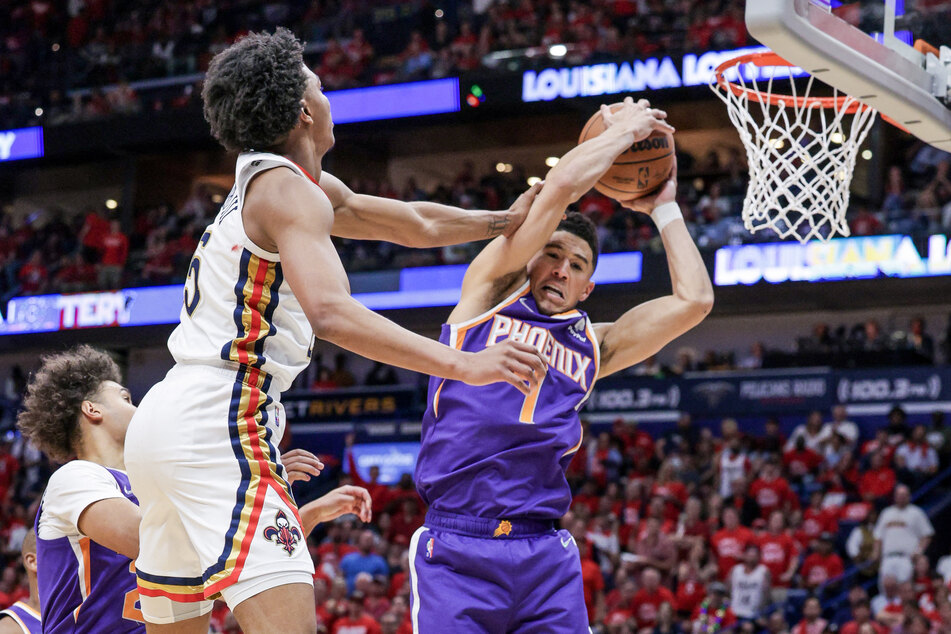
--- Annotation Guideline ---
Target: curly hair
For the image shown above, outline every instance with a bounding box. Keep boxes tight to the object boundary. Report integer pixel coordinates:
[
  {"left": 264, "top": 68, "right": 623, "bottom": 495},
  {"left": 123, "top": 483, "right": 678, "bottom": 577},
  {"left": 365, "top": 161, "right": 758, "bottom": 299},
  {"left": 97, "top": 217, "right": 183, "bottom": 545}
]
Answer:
[
  {"left": 16, "top": 345, "right": 121, "bottom": 462},
  {"left": 202, "top": 27, "right": 309, "bottom": 152},
  {"left": 557, "top": 211, "right": 600, "bottom": 271}
]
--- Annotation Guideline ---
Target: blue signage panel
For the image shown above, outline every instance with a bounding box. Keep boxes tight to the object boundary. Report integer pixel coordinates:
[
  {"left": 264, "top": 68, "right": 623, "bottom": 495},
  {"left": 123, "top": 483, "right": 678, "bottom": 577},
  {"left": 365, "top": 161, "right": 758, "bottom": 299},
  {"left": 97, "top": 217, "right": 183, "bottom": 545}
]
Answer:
[
  {"left": 714, "top": 234, "right": 951, "bottom": 286},
  {"left": 0, "top": 126, "right": 44, "bottom": 162},
  {"left": 343, "top": 442, "right": 421, "bottom": 485},
  {"left": 327, "top": 78, "right": 461, "bottom": 124},
  {"left": 521, "top": 46, "right": 806, "bottom": 102}
]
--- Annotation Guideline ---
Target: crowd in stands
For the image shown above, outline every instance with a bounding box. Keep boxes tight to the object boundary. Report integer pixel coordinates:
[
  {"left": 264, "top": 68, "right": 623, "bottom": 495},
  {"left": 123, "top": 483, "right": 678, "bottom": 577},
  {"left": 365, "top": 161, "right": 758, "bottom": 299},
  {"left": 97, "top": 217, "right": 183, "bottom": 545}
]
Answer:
[
  {"left": 289, "top": 405, "right": 951, "bottom": 633},
  {"left": 1, "top": 347, "right": 951, "bottom": 632},
  {"left": 0, "top": 0, "right": 758, "bottom": 128}
]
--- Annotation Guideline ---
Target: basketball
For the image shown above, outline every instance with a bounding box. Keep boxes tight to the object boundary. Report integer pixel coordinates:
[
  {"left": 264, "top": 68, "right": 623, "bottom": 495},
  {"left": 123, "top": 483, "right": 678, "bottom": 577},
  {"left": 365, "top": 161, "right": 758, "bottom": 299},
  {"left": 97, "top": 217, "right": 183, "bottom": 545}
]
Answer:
[{"left": 578, "top": 103, "right": 675, "bottom": 201}]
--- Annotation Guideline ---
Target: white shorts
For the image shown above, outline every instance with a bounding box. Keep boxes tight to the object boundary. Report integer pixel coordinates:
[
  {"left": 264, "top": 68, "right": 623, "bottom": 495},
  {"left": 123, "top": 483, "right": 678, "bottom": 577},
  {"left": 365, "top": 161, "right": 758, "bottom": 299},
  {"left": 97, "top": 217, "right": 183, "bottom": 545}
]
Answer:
[{"left": 125, "top": 363, "right": 314, "bottom": 624}]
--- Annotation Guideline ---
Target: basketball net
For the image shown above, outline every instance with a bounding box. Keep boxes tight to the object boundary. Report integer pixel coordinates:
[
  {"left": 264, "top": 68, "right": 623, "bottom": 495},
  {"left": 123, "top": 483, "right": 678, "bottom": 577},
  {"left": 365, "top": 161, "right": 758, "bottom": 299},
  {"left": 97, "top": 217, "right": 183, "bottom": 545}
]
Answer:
[{"left": 711, "top": 52, "right": 877, "bottom": 243}]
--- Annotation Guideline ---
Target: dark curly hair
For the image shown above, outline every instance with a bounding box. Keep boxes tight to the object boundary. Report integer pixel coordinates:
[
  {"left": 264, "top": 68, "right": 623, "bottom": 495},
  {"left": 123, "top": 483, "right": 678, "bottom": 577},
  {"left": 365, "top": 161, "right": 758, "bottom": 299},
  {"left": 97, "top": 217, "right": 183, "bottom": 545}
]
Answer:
[
  {"left": 557, "top": 211, "right": 600, "bottom": 271},
  {"left": 17, "top": 345, "right": 121, "bottom": 462},
  {"left": 202, "top": 27, "right": 309, "bottom": 152}
]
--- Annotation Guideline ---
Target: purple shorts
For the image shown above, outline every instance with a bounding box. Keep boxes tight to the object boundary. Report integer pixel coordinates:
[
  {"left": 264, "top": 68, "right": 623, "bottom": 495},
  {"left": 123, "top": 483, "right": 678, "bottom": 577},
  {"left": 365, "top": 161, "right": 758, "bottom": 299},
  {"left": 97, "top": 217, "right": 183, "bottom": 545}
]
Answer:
[{"left": 408, "top": 510, "right": 589, "bottom": 633}]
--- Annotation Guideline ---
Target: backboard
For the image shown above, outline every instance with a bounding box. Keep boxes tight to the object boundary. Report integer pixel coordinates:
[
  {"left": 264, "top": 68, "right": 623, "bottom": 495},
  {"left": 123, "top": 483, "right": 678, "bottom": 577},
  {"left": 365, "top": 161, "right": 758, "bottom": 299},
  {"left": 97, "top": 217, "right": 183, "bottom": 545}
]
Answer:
[{"left": 746, "top": 0, "right": 951, "bottom": 150}]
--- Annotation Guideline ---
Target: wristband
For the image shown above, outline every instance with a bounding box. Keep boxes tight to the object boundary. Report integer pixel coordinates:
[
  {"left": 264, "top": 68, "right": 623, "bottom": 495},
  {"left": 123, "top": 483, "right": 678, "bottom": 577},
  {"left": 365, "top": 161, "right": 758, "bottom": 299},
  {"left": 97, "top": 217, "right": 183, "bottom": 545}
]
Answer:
[{"left": 651, "top": 201, "right": 683, "bottom": 232}]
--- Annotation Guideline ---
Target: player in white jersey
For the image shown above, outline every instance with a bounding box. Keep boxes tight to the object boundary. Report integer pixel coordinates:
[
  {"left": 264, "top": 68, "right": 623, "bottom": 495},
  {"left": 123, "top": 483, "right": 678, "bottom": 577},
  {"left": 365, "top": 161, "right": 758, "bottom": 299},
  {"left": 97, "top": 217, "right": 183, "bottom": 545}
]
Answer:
[
  {"left": 729, "top": 544, "right": 771, "bottom": 622},
  {"left": 124, "top": 28, "right": 547, "bottom": 633}
]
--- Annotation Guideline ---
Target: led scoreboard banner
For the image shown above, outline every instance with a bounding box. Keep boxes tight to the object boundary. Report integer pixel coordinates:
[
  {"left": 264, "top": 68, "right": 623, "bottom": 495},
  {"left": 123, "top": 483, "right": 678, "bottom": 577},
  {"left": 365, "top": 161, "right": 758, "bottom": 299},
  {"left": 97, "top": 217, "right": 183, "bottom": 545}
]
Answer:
[{"left": 0, "top": 127, "right": 44, "bottom": 162}]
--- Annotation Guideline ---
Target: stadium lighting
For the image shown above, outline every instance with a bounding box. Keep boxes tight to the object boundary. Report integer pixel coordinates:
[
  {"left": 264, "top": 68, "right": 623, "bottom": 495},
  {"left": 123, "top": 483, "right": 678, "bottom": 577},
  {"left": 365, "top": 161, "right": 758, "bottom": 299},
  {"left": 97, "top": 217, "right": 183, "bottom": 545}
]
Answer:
[
  {"left": 496, "top": 162, "right": 506, "bottom": 172},
  {"left": 527, "top": 177, "right": 542, "bottom": 186},
  {"left": 34, "top": 108, "right": 43, "bottom": 117},
  {"left": 434, "top": 9, "right": 444, "bottom": 18},
  {"left": 862, "top": 149, "right": 873, "bottom": 160},
  {"left": 105, "top": 199, "right": 118, "bottom": 210},
  {"left": 830, "top": 132, "right": 844, "bottom": 144},
  {"left": 545, "top": 156, "right": 559, "bottom": 167},
  {"left": 51, "top": 43, "right": 59, "bottom": 52},
  {"left": 548, "top": 44, "right": 567, "bottom": 58}
]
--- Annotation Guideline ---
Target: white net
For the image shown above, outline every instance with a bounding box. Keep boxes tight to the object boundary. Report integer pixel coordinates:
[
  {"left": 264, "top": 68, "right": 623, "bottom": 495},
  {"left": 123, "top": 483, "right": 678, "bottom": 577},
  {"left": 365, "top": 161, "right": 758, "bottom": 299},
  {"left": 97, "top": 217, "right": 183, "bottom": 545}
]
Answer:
[{"left": 710, "top": 58, "right": 878, "bottom": 243}]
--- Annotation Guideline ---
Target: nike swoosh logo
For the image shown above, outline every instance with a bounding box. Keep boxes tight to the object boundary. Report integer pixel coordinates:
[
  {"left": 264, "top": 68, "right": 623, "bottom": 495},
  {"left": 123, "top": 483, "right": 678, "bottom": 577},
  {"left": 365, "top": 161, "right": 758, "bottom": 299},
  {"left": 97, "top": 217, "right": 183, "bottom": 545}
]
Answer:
[
  {"left": 519, "top": 297, "right": 536, "bottom": 313},
  {"left": 561, "top": 535, "right": 576, "bottom": 549}
]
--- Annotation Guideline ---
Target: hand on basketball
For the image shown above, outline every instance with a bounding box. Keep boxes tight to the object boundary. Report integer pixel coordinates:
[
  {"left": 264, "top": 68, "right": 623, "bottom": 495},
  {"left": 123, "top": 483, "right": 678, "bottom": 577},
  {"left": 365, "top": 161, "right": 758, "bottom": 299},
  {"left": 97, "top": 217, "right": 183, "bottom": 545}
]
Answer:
[
  {"left": 316, "top": 485, "right": 373, "bottom": 523},
  {"left": 504, "top": 181, "right": 544, "bottom": 238},
  {"left": 282, "top": 448, "right": 324, "bottom": 483},
  {"left": 462, "top": 339, "right": 548, "bottom": 395},
  {"left": 621, "top": 157, "right": 678, "bottom": 214},
  {"left": 601, "top": 96, "right": 675, "bottom": 141}
]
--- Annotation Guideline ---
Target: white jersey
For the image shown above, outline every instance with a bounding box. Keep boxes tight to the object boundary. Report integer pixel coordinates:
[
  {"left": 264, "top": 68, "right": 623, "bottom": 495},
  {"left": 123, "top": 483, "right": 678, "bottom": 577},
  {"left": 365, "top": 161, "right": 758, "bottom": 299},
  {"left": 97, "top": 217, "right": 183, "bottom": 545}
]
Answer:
[
  {"left": 730, "top": 563, "right": 769, "bottom": 619},
  {"left": 718, "top": 450, "right": 748, "bottom": 498},
  {"left": 168, "top": 152, "right": 318, "bottom": 393}
]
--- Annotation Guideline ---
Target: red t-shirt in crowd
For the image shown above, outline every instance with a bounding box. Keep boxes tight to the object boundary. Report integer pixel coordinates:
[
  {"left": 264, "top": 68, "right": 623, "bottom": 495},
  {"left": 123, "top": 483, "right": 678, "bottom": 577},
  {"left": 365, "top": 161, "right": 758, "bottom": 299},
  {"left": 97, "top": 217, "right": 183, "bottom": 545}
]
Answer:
[
  {"left": 675, "top": 579, "right": 706, "bottom": 615},
  {"left": 630, "top": 586, "right": 676, "bottom": 629},
  {"left": 710, "top": 527, "right": 754, "bottom": 579},
  {"left": 859, "top": 467, "right": 896, "bottom": 500},
  {"left": 750, "top": 476, "right": 795, "bottom": 518},
  {"left": 801, "top": 552, "right": 845, "bottom": 587},
  {"left": 100, "top": 230, "right": 129, "bottom": 266},
  {"left": 800, "top": 508, "right": 836, "bottom": 541},
  {"left": 331, "top": 614, "right": 381, "bottom": 634},
  {"left": 651, "top": 481, "right": 688, "bottom": 522},
  {"left": 757, "top": 532, "right": 799, "bottom": 587},
  {"left": 581, "top": 557, "right": 604, "bottom": 624},
  {"left": 839, "top": 501, "right": 873, "bottom": 522},
  {"left": 783, "top": 448, "right": 823, "bottom": 476},
  {"left": 840, "top": 621, "right": 888, "bottom": 634}
]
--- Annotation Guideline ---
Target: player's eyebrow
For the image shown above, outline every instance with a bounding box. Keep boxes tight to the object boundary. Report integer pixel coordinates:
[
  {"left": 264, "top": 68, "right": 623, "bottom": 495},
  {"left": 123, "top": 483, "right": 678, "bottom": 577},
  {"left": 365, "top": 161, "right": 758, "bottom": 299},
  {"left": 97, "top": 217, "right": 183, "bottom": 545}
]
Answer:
[{"left": 544, "top": 241, "right": 589, "bottom": 266}]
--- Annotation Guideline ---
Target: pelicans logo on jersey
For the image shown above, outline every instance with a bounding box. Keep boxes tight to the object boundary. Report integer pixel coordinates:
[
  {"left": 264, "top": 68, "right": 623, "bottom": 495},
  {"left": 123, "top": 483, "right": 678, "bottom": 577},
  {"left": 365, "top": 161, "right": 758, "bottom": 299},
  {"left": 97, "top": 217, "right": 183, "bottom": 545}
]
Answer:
[{"left": 263, "top": 510, "right": 301, "bottom": 556}]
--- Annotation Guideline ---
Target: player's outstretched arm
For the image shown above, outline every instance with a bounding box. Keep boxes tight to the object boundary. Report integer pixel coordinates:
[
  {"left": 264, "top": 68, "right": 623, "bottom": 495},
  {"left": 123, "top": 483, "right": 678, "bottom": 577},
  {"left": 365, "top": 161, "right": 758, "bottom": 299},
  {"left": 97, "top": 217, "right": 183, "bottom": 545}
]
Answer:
[
  {"left": 77, "top": 497, "right": 143, "bottom": 559},
  {"left": 247, "top": 169, "right": 548, "bottom": 394},
  {"left": 456, "top": 98, "right": 674, "bottom": 309},
  {"left": 593, "top": 164, "right": 714, "bottom": 378},
  {"left": 299, "top": 486, "right": 372, "bottom": 535},
  {"left": 321, "top": 171, "right": 525, "bottom": 247}
]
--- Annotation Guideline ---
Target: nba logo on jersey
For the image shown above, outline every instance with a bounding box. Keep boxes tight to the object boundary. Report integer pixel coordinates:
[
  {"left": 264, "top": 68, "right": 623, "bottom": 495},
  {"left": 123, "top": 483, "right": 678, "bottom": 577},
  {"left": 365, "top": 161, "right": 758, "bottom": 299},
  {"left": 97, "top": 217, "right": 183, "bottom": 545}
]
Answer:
[{"left": 426, "top": 538, "right": 434, "bottom": 559}]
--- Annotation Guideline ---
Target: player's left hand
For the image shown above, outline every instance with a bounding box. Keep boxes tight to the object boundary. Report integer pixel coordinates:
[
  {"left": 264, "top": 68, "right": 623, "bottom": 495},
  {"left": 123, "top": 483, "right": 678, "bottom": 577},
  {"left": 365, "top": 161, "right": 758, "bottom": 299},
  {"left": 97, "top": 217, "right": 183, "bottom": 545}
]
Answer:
[
  {"left": 282, "top": 448, "right": 324, "bottom": 483},
  {"left": 503, "top": 180, "right": 544, "bottom": 238},
  {"left": 621, "top": 156, "right": 678, "bottom": 215},
  {"left": 316, "top": 485, "right": 373, "bottom": 524}
]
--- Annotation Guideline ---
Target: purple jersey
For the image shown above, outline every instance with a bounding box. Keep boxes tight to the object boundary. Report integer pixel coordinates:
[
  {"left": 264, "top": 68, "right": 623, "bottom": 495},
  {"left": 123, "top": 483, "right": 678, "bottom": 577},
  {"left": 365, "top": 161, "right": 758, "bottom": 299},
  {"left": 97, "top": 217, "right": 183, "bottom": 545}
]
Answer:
[
  {"left": 36, "top": 465, "right": 144, "bottom": 633},
  {"left": 0, "top": 601, "right": 42, "bottom": 634},
  {"left": 415, "top": 281, "right": 599, "bottom": 519}
]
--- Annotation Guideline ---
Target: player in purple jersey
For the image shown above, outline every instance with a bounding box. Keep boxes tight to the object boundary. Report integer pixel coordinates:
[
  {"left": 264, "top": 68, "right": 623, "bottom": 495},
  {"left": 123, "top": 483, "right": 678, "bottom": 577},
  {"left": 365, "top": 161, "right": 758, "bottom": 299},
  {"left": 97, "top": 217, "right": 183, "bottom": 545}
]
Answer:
[
  {"left": 0, "top": 531, "right": 41, "bottom": 634},
  {"left": 411, "top": 97, "right": 714, "bottom": 632},
  {"left": 15, "top": 346, "right": 373, "bottom": 634}
]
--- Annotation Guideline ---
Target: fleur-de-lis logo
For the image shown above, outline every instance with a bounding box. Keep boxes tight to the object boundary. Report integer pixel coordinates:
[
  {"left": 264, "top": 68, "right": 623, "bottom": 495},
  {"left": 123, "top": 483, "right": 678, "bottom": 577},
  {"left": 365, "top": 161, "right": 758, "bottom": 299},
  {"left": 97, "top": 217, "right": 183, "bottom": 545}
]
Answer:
[{"left": 263, "top": 510, "right": 302, "bottom": 556}]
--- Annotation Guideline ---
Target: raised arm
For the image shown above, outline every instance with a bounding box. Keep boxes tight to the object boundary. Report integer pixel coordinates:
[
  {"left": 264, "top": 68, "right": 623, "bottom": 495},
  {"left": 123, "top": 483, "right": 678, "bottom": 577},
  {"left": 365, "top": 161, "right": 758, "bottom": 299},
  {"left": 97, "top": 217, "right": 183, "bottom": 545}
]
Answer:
[
  {"left": 246, "top": 169, "right": 547, "bottom": 394},
  {"left": 321, "top": 171, "right": 523, "bottom": 247},
  {"left": 456, "top": 98, "right": 674, "bottom": 309},
  {"left": 593, "top": 166, "right": 714, "bottom": 378}
]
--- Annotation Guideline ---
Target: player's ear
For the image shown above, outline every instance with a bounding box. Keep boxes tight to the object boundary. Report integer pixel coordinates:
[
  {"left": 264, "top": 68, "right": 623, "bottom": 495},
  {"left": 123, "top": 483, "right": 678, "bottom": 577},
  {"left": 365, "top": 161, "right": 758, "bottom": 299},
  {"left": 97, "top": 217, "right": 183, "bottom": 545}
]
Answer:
[
  {"left": 300, "top": 102, "right": 312, "bottom": 125},
  {"left": 80, "top": 399, "right": 103, "bottom": 424},
  {"left": 579, "top": 281, "right": 595, "bottom": 302},
  {"left": 23, "top": 552, "right": 37, "bottom": 573}
]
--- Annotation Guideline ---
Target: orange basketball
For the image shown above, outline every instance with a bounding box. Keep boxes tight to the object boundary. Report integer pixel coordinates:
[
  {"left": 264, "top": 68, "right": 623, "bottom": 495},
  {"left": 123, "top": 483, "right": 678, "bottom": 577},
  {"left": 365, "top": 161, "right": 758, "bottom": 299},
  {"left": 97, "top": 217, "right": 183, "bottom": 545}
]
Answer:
[{"left": 578, "top": 103, "right": 675, "bottom": 201}]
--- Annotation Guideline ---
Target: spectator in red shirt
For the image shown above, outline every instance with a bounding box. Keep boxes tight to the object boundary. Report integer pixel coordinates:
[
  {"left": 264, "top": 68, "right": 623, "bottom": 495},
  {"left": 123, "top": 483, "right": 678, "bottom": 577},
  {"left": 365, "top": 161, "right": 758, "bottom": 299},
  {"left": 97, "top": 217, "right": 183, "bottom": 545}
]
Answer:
[
  {"left": 630, "top": 567, "right": 675, "bottom": 630},
  {"left": 332, "top": 592, "right": 381, "bottom": 634},
  {"left": 783, "top": 436, "right": 823, "bottom": 482},
  {"left": 634, "top": 517, "right": 677, "bottom": 576},
  {"left": 799, "top": 490, "right": 837, "bottom": 549},
  {"left": 17, "top": 250, "right": 48, "bottom": 295},
  {"left": 750, "top": 459, "right": 796, "bottom": 519},
  {"left": 757, "top": 511, "right": 800, "bottom": 601},
  {"left": 801, "top": 533, "right": 845, "bottom": 590},
  {"left": 346, "top": 436, "right": 390, "bottom": 515},
  {"left": 53, "top": 252, "right": 98, "bottom": 292},
  {"left": 859, "top": 451, "right": 896, "bottom": 506},
  {"left": 98, "top": 219, "right": 128, "bottom": 288},
  {"left": 579, "top": 539, "right": 604, "bottom": 626},
  {"left": 840, "top": 599, "right": 888, "bottom": 634},
  {"left": 78, "top": 207, "right": 109, "bottom": 261},
  {"left": 652, "top": 461, "right": 688, "bottom": 522},
  {"left": 675, "top": 496, "right": 710, "bottom": 556},
  {"left": 792, "top": 596, "right": 829, "bottom": 634},
  {"left": 710, "top": 506, "right": 753, "bottom": 580},
  {"left": 674, "top": 561, "right": 706, "bottom": 618},
  {"left": 386, "top": 498, "right": 423, "bottom": 547},
  {"left": 862, "top": 428, "right": 896, "bottom": 465}
]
